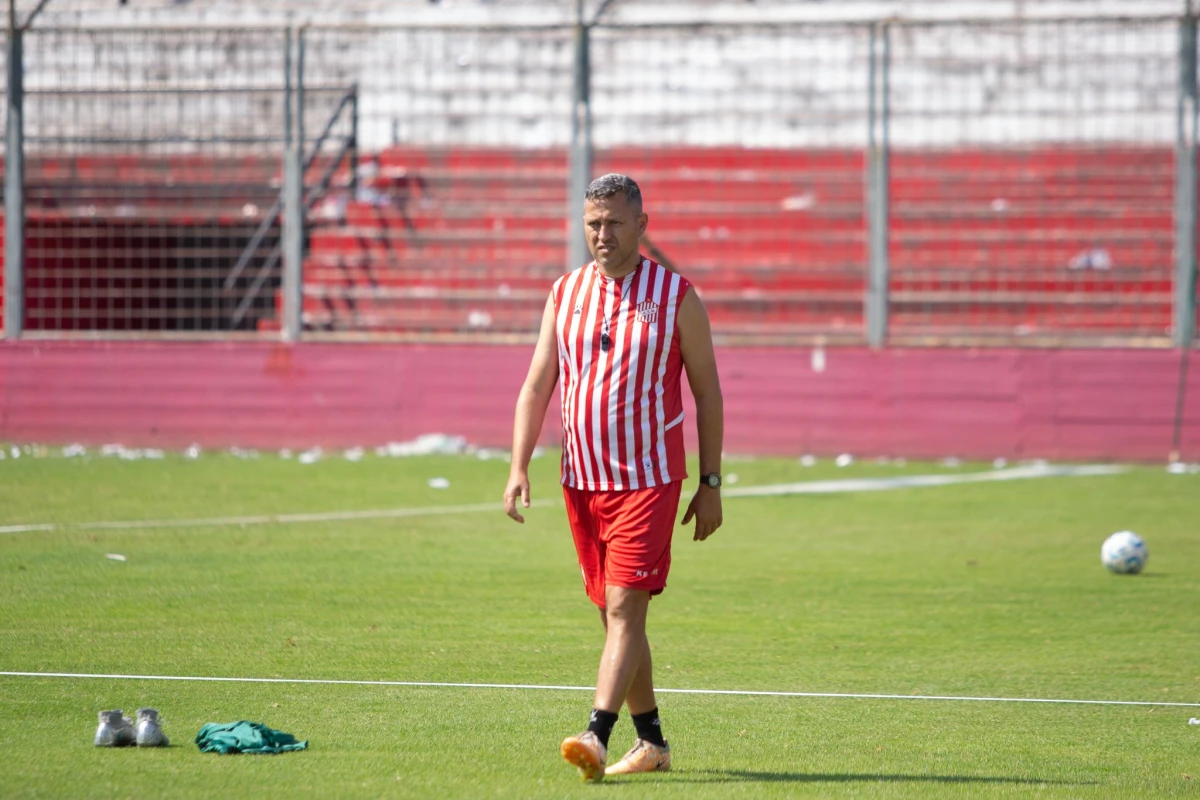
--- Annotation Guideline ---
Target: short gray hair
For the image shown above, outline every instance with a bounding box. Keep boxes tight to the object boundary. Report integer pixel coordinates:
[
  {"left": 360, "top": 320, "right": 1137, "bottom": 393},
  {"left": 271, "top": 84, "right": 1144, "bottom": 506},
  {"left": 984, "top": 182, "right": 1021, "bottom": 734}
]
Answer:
[{"left": 585, "top": 173, "right": 642, "bottom": 212}]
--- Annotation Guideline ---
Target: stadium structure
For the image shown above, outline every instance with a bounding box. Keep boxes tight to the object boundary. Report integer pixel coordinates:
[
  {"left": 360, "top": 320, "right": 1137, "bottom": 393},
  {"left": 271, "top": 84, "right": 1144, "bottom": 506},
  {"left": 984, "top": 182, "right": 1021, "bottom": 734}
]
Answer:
[{"left": 0, "top": 0, "right": 1195, "bottom": 460}]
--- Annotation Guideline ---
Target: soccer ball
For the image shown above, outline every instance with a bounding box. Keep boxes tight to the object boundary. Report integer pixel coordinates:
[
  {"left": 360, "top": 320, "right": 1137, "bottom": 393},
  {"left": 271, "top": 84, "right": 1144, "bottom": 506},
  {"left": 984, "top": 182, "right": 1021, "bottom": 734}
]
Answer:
[{"left": 1100, "top": 531, "right": 1148, "bottom": 574}]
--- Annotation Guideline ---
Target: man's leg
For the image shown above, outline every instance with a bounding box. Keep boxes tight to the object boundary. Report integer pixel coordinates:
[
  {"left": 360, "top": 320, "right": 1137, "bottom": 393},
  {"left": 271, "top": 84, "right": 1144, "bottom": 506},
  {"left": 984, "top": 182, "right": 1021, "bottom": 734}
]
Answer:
[
  {"left": 597, "top": 587, "right": 671, "bottom": 776},
  {"left": 593, "top": 585, "right": 651, "bottom": 713},
  {"left": 561, "top": 587, "right": 650, "bottom": 781},
  {"left": 625, "top": 632, "right": 657, "bottom": 714},
  {"left": 599, "top": 605, "right": 656, "bottom": 715}
]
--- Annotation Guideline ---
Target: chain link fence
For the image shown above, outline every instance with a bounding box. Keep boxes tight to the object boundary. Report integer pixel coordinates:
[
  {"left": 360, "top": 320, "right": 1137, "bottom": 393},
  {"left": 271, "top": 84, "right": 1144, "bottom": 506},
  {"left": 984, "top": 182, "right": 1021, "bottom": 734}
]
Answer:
[
  {"left": 297, "top": 25, "right": 573, "bottom": 336},
  {"left": 590, "top": 24, "right": 869, "bottom": 339},
  {"left": 12, "top": 28, "right": 290, "bottom": 333},
  {"left": 0, "top": 15, "right": 1194, "bottom": 345},
  {"left": 887, "top": 18, "right": 1178, "bottom": 343}
]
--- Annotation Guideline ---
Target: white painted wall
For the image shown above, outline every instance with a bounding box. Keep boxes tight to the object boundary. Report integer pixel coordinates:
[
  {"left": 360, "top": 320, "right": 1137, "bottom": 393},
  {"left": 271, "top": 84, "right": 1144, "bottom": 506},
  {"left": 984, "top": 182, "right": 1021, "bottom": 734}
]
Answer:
[{"left": 12, "top": 1, "right": 1184, "bottom": 150}]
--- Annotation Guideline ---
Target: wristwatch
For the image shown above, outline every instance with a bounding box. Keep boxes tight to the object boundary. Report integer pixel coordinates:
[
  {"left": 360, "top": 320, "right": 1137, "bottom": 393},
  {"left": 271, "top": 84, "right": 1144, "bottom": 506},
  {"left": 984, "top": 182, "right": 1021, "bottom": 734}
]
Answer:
[{"left": 700, "top": 473, "right": 722, "bottom": 489}]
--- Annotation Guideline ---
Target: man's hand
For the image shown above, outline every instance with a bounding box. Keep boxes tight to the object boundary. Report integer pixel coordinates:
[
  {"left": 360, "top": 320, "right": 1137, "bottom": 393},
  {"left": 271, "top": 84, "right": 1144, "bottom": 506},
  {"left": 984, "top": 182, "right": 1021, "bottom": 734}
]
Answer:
[
  {"left": 503, "top": 472, "right": 531, "bottom": 523},
  {"left": 681, "top": 487, "right": 722, "bottom": 541},
  {"left": 505, "top": 295, "right": 558, "bottom": 526}
]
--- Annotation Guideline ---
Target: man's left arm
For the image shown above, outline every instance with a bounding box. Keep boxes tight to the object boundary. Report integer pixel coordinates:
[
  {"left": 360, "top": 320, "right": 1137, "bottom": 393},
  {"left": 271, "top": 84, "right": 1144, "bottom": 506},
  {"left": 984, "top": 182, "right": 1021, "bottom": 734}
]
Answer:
[{"left": 677, "top": 287, "right": 724, "bottom": 542}]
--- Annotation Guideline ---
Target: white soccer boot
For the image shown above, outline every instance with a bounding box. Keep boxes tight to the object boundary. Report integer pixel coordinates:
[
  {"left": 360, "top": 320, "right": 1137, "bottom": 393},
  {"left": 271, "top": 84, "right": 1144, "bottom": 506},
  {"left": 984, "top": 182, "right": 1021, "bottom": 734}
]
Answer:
[
  {"left": 135, "top": 707, "right": 170, "bottom": 747},
  {"left": 94, "top": 710, "right": 136, "bottom": 747}
]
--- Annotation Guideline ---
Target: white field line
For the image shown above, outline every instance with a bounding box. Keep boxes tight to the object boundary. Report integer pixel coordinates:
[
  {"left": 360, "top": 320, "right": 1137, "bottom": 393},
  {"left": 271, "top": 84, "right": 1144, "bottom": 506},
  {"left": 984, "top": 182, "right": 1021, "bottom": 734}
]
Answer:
[
  {"left": 722, "top": 464, "right": 1128, "bottom": 498},
  {"left": 0, "top": 499, "right": 559, "bottom": 535},
  {"left": 1, "top": 671, "right": 1196, "bottom": 708},
  {"left": 0, "top": 464, "right": 1127, "bottom": 536}
]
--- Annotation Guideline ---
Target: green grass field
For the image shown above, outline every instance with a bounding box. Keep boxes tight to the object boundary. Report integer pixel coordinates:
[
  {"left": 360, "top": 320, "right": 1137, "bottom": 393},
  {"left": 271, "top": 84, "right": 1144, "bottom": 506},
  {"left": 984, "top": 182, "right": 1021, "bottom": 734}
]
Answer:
[{"left": 1, "top": 449, "right": 1198, "bottom": 798}]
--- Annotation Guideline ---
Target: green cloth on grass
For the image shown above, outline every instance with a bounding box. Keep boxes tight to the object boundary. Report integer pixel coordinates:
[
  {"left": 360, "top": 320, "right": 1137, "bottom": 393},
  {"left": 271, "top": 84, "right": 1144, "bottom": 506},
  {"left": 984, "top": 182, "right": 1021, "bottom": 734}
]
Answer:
[{"left": 195, "top": 721, "right": 308, "bottom": 754}]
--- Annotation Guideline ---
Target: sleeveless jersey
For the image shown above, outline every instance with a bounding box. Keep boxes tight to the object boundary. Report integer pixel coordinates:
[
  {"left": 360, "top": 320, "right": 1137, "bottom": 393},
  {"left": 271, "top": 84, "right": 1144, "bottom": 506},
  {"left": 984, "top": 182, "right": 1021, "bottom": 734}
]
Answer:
[{"left": 552, "top": 257, "right": 691, "bottom": 491}]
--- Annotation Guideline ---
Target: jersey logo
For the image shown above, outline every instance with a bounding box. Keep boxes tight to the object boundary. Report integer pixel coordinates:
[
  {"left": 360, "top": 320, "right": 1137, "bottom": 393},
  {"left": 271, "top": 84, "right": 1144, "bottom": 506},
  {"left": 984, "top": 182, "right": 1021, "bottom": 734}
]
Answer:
[
  {"left": 636, "top": 300, "right": 659, "bottom": 324},
  {"left": 573, "top": 303, "right": 583, "bottom": 316}
]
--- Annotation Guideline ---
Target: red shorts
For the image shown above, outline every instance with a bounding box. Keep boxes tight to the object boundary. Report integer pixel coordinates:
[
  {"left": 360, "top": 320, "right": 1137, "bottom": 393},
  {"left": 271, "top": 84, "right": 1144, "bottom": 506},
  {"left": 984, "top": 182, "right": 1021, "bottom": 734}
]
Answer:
[{"left": 563, "top": 481, "right": 683, "bottom": 609}]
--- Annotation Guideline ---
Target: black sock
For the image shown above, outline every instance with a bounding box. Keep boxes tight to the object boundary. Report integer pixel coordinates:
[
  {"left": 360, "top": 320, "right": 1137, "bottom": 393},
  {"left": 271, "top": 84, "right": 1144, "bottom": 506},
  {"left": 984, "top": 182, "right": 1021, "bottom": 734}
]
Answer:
[
  {"left": 586, "top": 709, "right": 619, "bottom": 749},
  {"left": 631, "top": 707, "right": 666, "bottom": 747}
]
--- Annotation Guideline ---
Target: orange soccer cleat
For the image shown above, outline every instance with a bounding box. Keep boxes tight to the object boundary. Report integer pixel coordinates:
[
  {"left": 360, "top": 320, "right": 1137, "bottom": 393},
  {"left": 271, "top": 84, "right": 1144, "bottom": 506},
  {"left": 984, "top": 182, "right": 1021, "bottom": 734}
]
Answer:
[
  {"left": 560, "top": 731, "right": 607, "bottom": 781},
  {"left": 605, "top": 738, "right": 671, "bottom": 775}
]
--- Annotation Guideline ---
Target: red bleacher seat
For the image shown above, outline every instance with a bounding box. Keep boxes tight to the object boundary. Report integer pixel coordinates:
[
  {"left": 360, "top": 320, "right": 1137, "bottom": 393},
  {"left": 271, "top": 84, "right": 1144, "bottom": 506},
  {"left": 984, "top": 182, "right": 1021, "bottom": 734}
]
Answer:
[
  {"left": 0, "top": 146, "right": 1177, "bottom": 338},
  {"left": 287, "top": 145, "right": 1174, "bottom": 338}
]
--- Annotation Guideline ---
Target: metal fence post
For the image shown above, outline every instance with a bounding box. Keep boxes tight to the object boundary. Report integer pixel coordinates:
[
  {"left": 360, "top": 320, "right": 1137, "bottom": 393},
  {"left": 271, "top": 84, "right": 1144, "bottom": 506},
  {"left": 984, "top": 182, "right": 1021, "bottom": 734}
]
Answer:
[
  {"left": 283, "top": 26, "right": 292, "bottom": 150},
  {"left": 4, "top": 18, "right": 24, "bottom": 339},
  {"left": 1176, "top": 10, "right": 1199, "bottom": 348},
  {"left": 296, "top": 26, "right": 306, "bottom": 160},
  {"left": 567, "top": 7, "right": 592, "bottom": 273},
  {"left": 348, "top": 83, "right": 359, "bottom": 198},
  {"left": 866, "top": 23, "right": 891, "bottom": 348},
  {"left": 282, "top": 148, "right": 303, "bottom": 342},
  {"left": 281, "top": 27, "right": 305, "bottom": 342}
]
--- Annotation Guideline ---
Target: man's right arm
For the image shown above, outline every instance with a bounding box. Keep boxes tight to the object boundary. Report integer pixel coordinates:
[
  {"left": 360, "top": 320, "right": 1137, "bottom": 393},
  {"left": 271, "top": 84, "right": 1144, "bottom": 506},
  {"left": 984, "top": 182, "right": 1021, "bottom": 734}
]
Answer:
[{"left": 504, "top": 294, "right": 560, "bottom": 523}]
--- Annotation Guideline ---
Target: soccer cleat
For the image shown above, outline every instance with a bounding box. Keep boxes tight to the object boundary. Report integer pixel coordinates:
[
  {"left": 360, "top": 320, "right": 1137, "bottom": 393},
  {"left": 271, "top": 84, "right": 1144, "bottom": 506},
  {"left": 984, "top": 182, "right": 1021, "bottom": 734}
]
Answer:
[
  {"left": 560, "top": 731, "right": 607, "bottom": 781},
  {"left": 135, "top": 708, "right": 169, "bottom": 747},
  {"left": 605, "top": 738, "right": 671, "bottom": 775},
  {"left": 94, "top": 710, "right": 136, "bottom": 747}
]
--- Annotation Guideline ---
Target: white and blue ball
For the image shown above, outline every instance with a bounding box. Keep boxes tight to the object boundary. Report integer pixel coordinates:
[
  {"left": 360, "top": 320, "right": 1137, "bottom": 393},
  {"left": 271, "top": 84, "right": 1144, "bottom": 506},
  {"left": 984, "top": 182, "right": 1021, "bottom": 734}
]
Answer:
[{"left": 1101, "top": 531, "right": 1148, "bottom": 575}]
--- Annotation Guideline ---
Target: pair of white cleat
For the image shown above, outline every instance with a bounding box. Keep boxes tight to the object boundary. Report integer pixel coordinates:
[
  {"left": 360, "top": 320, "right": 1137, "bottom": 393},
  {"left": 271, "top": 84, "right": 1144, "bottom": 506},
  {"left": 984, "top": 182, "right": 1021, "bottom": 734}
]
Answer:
[
  {"left": 561, "top": 732, "right": 671, "bottom": 781},
  {"left": 93, "top": 708, "right": 169, "bottom": 748}
]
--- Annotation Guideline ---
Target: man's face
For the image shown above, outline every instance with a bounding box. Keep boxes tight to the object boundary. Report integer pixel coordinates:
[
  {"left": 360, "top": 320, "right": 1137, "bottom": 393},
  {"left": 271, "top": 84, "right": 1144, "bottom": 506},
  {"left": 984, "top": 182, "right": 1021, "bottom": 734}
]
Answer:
[{"left": 583, "top": 193, "right": 647, "bottom": 273}]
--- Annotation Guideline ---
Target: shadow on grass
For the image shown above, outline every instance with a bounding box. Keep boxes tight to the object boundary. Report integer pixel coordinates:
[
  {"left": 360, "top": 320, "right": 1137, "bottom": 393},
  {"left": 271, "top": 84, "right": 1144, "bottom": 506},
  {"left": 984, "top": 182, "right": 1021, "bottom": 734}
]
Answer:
[{"left": 620, "top": 770, "right": 1091, "bottom": 786}]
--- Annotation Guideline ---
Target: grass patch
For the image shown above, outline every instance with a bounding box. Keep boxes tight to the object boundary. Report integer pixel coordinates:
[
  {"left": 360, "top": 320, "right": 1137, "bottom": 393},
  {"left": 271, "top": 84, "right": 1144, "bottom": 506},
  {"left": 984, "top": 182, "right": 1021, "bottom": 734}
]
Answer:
[{"left": 1, "top": 452, "right": 1197, "bottom": 798}]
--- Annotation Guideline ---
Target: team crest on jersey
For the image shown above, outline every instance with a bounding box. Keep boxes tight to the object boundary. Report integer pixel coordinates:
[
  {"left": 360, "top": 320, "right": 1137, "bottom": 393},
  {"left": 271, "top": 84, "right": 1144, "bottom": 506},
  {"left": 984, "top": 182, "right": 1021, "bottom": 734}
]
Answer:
[{"left": 636, "top": 300, "right": 659, "bottom": 324}]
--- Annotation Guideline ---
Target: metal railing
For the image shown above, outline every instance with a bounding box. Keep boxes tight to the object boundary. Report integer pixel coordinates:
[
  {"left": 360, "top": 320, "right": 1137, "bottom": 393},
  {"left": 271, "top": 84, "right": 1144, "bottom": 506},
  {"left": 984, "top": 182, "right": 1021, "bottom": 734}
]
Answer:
[
  {"left": 226, "top": 82, "right": 359, "bottom": 329},
  {"left": 0, "top": 12, "right": 1195, "bottom": 348}
]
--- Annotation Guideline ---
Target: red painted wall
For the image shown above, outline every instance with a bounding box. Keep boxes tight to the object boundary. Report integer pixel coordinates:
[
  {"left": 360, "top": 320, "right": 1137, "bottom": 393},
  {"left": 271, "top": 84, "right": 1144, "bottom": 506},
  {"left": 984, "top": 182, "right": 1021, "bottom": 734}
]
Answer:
[{"left": 0, "top": 341, "right": 1196, "bottom": 461}]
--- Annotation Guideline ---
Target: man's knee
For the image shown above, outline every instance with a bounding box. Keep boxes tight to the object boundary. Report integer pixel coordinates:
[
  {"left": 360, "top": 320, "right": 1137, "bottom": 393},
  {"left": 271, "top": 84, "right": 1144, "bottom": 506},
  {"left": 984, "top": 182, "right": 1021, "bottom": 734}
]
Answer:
[{"left": 604, "top": 585, "right": 650, "bottom": 628}]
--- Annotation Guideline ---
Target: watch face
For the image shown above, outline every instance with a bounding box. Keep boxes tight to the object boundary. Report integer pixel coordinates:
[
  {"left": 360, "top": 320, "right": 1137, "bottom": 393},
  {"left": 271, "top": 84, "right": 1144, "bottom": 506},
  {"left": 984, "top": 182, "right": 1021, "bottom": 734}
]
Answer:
[{"left": 705, "top": 474, "right": 721, "bottom": 487}]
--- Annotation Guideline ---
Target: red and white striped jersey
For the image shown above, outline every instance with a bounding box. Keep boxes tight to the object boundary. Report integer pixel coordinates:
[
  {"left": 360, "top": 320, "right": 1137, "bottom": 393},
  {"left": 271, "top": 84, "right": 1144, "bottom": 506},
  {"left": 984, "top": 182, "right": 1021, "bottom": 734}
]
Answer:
[{"left": 551, "top": 257, "right": 692, "bottom": 491}]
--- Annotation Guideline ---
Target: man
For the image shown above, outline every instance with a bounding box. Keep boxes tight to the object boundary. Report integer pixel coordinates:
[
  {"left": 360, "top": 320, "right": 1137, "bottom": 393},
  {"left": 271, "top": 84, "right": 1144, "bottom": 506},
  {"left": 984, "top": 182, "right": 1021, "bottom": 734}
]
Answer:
[{"left": 503, "top": 173, "right": 724, "bottom": 781}]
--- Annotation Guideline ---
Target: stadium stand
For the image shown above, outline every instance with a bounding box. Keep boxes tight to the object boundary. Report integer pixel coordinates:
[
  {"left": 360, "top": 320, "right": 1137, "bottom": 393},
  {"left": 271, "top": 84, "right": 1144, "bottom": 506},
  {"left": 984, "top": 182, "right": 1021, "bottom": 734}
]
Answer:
[
  {"left": 5, "top": 143, "right": 1175, "bottom": 338},
  {"left": 279, "top": 144, "right": 1172, "bottom": 338},
  {"left": 0, "top": 0, "right": 1183, "bottom": 341}
]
